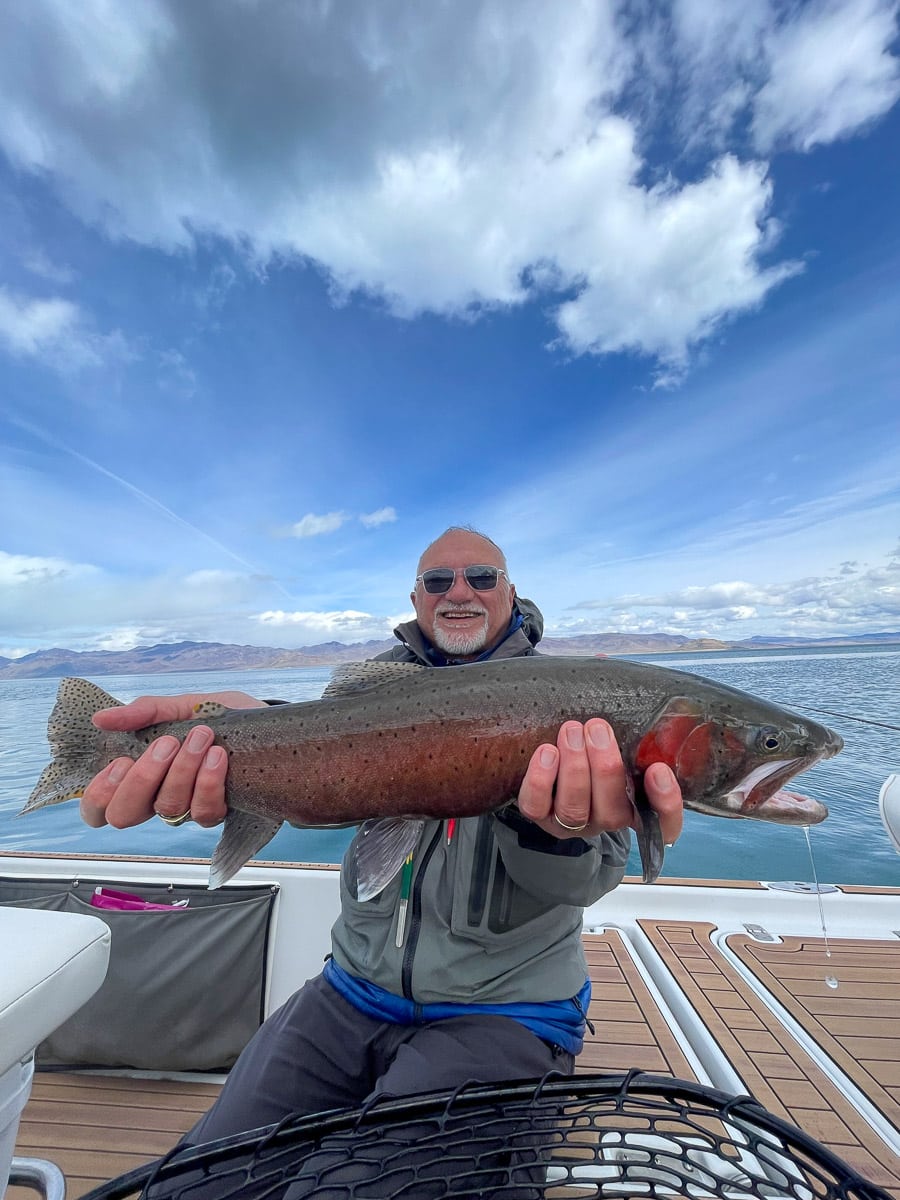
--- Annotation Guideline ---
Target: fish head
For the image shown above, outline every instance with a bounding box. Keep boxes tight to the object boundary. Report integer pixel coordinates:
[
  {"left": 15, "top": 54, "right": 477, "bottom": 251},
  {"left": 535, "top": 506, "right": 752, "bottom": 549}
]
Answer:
[{"left": 634, "top": 694, "right": 842, "bottom": 825}]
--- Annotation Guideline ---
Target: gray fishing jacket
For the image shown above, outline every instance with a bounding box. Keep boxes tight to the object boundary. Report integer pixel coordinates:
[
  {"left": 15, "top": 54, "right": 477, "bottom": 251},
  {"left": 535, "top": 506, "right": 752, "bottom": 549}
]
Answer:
[{"left": 329, "top": 599, "right": 631, "bottom": 1005}]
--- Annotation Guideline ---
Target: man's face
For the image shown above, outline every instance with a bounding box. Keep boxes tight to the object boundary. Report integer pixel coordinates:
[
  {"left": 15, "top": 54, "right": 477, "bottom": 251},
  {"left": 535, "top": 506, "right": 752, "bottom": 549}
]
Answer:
[{"left": 412, "top": 532, "right": 516, "bottom": 660}]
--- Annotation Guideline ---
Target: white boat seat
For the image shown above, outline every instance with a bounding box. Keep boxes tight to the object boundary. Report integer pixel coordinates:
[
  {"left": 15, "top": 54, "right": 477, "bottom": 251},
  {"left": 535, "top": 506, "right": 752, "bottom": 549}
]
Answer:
[
  {"left": 1, "top": 907, "right": 111, "bottom": 1199},
  {"left": 879, "top": 774, "right": 900, "bottom": 854}
]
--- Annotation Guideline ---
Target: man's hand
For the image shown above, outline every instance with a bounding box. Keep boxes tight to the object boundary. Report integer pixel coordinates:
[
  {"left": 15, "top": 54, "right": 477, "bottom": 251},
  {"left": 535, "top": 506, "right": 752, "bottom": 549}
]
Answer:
[
  {"left": 80, "top": 691, "right": 266, "bottom": 831},
  {"left": 516, "top": 719, "right": 683, "bottom": 845}
]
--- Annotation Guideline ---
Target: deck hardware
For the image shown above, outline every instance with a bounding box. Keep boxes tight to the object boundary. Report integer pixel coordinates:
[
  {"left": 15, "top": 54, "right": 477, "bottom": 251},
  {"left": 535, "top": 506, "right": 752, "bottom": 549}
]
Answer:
[
  {"left": 743, "top": 923, "right": 777, "bottom": 941},
  {"left": 765, "top": 881, "right": 839, "bottom": 894}
]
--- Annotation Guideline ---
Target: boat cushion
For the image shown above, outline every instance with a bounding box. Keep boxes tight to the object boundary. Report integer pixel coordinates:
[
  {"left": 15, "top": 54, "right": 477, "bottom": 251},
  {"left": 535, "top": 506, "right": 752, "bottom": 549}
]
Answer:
[{"left": 0, "top": 907, "right": 110, "bottom": 1074}]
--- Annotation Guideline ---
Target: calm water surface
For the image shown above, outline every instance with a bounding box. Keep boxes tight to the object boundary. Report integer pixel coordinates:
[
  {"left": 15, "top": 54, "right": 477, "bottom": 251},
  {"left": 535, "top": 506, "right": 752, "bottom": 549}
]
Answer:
[{"left": 1, "top": 647, "right": 898, "bottom": 886}]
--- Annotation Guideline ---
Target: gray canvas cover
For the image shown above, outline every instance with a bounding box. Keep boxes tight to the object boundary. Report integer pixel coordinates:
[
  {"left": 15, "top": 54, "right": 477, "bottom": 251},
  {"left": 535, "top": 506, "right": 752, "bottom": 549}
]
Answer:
[{"left": 1, "top": 876, "right": 276, "bottom": 1071}]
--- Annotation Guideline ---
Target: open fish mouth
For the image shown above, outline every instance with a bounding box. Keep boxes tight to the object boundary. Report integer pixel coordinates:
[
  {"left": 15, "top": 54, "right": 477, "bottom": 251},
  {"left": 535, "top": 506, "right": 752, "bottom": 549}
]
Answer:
[{"left": 726, "top": 758, "right": 829, "bottom": 824}]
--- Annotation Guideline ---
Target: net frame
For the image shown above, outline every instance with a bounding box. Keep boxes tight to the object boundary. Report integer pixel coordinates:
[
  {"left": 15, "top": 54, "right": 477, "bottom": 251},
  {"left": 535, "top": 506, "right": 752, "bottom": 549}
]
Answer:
[{"left": 81, "top": 1070, "right": 894, "bottom": 1200}]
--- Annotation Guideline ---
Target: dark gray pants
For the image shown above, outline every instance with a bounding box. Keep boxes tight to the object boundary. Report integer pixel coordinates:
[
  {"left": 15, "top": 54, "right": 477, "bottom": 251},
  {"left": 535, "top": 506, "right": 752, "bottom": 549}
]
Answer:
[{"left": 187, "top": 972, "right": 572, "bottom": 1145}]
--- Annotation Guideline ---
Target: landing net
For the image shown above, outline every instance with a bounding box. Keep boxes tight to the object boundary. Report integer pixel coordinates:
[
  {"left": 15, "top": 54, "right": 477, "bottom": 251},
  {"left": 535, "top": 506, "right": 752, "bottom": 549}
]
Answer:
[{"left": 81, "top": 1070, "right": 891, "bottom": 1200}]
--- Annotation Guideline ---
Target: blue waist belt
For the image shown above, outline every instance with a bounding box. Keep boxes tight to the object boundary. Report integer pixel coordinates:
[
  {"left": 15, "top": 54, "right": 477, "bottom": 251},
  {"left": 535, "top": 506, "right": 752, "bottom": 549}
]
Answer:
[{"left": 323, "top": 958, "right": 590, "bottom": 1055}]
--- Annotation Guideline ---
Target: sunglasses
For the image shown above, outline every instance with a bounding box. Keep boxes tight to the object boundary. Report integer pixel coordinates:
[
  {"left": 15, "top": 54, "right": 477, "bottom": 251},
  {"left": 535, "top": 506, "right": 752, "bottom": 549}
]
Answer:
[{"left": 415, "top": 565, "right": 509, "bottom": 594}]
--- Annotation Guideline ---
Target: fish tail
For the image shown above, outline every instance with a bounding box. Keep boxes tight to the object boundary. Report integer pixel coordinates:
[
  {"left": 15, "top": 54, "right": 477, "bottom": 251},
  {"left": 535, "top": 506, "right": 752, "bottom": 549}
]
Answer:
[{"left": 19, "top": 677, "right": 125, "bottom": 815}]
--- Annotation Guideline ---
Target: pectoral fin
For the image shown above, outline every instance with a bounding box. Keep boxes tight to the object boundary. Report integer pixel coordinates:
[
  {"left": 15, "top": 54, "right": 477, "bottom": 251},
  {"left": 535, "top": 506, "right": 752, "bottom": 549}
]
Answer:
[{"left": 353, "top": 817, "right": 425, "bottom": 902}]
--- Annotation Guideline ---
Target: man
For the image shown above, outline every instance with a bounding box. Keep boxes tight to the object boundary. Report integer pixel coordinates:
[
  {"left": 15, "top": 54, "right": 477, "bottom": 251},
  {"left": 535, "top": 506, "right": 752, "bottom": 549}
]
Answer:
[{"left": 81, "top": 527, "right": 682, "bottom": 1143}]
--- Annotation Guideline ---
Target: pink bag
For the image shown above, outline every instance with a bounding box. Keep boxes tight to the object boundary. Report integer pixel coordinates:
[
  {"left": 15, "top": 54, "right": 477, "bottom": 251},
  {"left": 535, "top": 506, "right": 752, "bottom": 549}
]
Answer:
[{"left": 90, "top": 886, "right": 190, "bottom": 911}]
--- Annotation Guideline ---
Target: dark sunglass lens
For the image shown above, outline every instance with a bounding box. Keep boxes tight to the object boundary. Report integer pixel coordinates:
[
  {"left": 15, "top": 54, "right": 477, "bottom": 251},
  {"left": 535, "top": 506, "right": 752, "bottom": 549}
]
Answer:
[
  {"left": 465, "top": 567, "right": 500, "bottom": 590},
  {"left": 422, "top": 569, "right": 455, "bottom": 594}
]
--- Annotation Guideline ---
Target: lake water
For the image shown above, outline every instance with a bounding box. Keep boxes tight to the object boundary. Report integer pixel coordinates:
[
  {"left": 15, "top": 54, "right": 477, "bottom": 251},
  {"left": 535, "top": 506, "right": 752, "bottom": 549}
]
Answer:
[{"left": 1, "top": 646, "right": 898, "bottom": 886}]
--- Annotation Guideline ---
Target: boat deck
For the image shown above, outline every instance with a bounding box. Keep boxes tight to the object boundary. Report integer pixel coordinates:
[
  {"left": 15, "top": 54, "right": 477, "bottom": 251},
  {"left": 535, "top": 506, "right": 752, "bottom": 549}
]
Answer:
[{"left": 9, "top": 921, "right": 899, "bottom": 1199}]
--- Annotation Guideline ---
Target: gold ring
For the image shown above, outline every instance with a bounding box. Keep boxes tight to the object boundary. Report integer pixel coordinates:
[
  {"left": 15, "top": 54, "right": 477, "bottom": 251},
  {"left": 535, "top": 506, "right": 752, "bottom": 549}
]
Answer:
[
  {"left": 157, "top": 809, "right": 192, "bottom": 827},
  {"left": 554, "top": 813, "right": 588, "bottom": 832}
]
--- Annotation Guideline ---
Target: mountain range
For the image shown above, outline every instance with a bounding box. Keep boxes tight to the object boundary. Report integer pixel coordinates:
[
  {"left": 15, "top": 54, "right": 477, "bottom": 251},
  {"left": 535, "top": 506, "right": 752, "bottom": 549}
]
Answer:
[{"left": 1, "top": 632, "right": 898, "bottom": 679}]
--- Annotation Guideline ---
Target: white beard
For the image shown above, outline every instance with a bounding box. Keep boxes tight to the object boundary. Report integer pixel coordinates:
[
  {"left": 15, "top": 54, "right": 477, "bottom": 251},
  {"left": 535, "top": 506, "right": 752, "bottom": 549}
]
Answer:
[{"left": 432, "top": 611, "right": 490, "bottom": 656}]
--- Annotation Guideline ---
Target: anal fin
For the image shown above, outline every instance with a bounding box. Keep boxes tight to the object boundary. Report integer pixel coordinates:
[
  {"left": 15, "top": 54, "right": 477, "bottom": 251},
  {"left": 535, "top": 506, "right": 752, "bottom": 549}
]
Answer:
[{"left": 209, "top": 809, "right": 282, "bottom": 889}]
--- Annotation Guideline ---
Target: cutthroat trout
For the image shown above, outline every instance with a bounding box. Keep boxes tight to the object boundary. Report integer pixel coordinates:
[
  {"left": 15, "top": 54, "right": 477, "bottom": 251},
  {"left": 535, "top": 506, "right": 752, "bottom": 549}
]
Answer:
[{"left": 22, "top": 657, "right": 842, "bottom": 893}]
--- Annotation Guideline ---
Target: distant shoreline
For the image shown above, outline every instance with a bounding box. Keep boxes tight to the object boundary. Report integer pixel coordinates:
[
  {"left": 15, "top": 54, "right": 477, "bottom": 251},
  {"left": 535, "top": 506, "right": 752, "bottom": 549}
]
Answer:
[{"left": 2, "top": 633, "right": 898, "bottom": 680}]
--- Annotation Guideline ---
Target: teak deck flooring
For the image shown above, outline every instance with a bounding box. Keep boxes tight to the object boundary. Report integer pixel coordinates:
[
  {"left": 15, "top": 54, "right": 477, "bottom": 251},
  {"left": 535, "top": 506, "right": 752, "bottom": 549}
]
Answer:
[
  {"left": 641, "top": 920, "right": 900, "bottom": 1198},
  {"left": 8, "top": 926, "right": 899, "bottom": 1198},
  {"left": 6, "top": 1073, "right": 221, "bottom": 1199}
]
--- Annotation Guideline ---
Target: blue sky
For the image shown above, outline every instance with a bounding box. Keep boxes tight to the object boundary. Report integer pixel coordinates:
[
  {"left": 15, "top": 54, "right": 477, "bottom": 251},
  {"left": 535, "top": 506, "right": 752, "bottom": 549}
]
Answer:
[{"left": 1, "top": 0, "right": 899, "bottom": 658}]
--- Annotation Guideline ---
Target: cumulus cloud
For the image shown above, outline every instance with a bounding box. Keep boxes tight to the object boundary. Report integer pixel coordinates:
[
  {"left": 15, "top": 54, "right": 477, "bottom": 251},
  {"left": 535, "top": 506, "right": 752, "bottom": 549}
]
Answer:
[
  {"left": 2, "top": 1, "right": 896, "bottom": 375},
  {"left": 568, "top": 553, "right": 900, "bottom": 637},
  {"left": 256, "top": 608, "right": 393, "bottom": 642},
  {"left": 662, "top": 0, "right": 899, "bottom": 153},
  {"left": 289, "top": 512, "right": 348, "bottom": 538}
]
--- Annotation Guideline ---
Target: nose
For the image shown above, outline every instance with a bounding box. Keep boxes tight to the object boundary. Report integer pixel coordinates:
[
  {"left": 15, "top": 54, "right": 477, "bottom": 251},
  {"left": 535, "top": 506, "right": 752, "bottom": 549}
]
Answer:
[{"left": 444, "top": 570, "right": 477, "bottom": 602}]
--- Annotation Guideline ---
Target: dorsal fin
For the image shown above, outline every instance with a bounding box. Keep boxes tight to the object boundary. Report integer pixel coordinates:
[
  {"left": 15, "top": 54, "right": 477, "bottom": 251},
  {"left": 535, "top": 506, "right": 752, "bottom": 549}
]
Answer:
[{"left": 323, "top": 660, "right": 428, "bottom": 697}]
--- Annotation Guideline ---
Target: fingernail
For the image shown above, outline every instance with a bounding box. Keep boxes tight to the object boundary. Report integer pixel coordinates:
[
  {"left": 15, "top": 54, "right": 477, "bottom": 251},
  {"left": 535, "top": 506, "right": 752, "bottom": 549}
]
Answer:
[
  {"left": 205, "top": 746, "right": 226, "bottom": 769},
  {"left": 565, "top": 724, "right": 584, "bottom": 750},
  {"left": 588, "top": 721, "right": 611, "bottom": 749},
  {"left": 150, "top": 736, "right": 178, "bottom": 762},
  {"left": 108, "top": 759, "right": 130, "bottom": 784},
  {"left": 651, "top": 763, "right": 675, "bottom": 791},
  {"left": 186, "top": 726, "right": 210, "bottom": 753}
]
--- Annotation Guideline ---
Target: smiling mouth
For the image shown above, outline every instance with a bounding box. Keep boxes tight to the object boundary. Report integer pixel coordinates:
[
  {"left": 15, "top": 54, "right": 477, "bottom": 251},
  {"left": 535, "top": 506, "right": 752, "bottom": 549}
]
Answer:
[{"left": 437, "top": 608, "right": 487, "bottom": 621}]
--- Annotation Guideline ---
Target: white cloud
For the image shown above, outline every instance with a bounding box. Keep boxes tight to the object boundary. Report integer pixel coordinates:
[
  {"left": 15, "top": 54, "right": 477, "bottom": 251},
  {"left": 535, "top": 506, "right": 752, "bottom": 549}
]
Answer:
[
  {"left": 0, "top": 646, "right": 29, "bottom": 660},
  {"left": 256, "top": 609, "right": 392, "bottom": 641},
  {"left": 0, "top": 290, "right": 81, "bottom": 357},
  {"left": 568, "top": 554, "right": 900, "bottom": 638},
  {"left": 0, "top": 549, "right": 97, "bottom": 586},
  {"left": 289, "top": 512, "right": 348, "bottom": 538},
  {"left": 664, "top": 0, "right": 900, "bottom": 153},
  {"left": 0, "top": 287, "right": 129, "bottom": 371},
  {"left": 753, "top": 0, "right": 900, "bottom": 152},
  {"left": 2, "top": 2, "right": 895, "bottom": 374},
  {"left": 359, "top": 507, "right": 397, "bottom": 529},
  {"left": 22, "top": 250, "right": 76, "bottom": 285}
]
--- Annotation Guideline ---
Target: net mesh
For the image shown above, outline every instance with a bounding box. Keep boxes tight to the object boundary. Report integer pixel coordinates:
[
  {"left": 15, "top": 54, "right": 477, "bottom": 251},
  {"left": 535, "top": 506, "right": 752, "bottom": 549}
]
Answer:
[{"left": 81, "top": 1070, "right": 892, "bottom": 1200}]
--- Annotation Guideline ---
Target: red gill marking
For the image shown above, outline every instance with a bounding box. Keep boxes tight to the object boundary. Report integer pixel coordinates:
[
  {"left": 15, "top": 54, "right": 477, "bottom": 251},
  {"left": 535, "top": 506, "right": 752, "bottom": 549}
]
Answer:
[{"left": 635, "top": 713, "right": 702, "bottom": 773}]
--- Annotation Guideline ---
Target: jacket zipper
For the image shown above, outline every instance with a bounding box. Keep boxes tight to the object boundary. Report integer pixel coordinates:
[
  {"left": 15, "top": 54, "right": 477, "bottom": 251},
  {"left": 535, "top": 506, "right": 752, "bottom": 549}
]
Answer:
[{"left": 401, "top": 823, "right": 442, "bottom": 1000}]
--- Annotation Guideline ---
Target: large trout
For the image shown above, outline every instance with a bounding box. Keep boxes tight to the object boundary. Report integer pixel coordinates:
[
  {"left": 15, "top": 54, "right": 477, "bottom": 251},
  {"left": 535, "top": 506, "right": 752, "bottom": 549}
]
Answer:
[{"left": 22, "top": 656, "right": 842, "bottom": 893}]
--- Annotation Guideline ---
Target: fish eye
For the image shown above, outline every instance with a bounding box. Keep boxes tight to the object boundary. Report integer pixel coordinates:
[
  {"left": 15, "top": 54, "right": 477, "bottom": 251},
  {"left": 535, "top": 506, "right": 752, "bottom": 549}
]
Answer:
[{"left": 757, "top": 727, "right": 785, "bottom": 753}]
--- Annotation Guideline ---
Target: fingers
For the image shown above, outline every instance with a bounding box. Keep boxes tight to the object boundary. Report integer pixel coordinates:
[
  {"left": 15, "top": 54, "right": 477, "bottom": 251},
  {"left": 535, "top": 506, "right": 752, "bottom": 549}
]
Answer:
[
  {"left": 92, "top": 696, "right": 195, "bottom": 732},
  {"left": 92, "top": 690, "right": 266, "bottom": 732},
  {"left": 79, "top": 725, "right": 228, "bottom": 830},
  {"left": 80, "top": 758, "right": 134, "bottom": 828},
  {"left": 517, "top": 743, "right": 561, "bottom": 824},
  {"left": 551, "top": 722, "right": 594, "bottom": 832},
  {"left": 80, "top": 689, "right": 263, "bottom": 831},
  {"left": 516, "top": 720, "right": 685, "bottom": 843},
  {"left": 517, "top": 719, "right": 632, "bottom": 839},
  {"left": 155, "top": 727, "right": 228, "bottom": 827}
]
